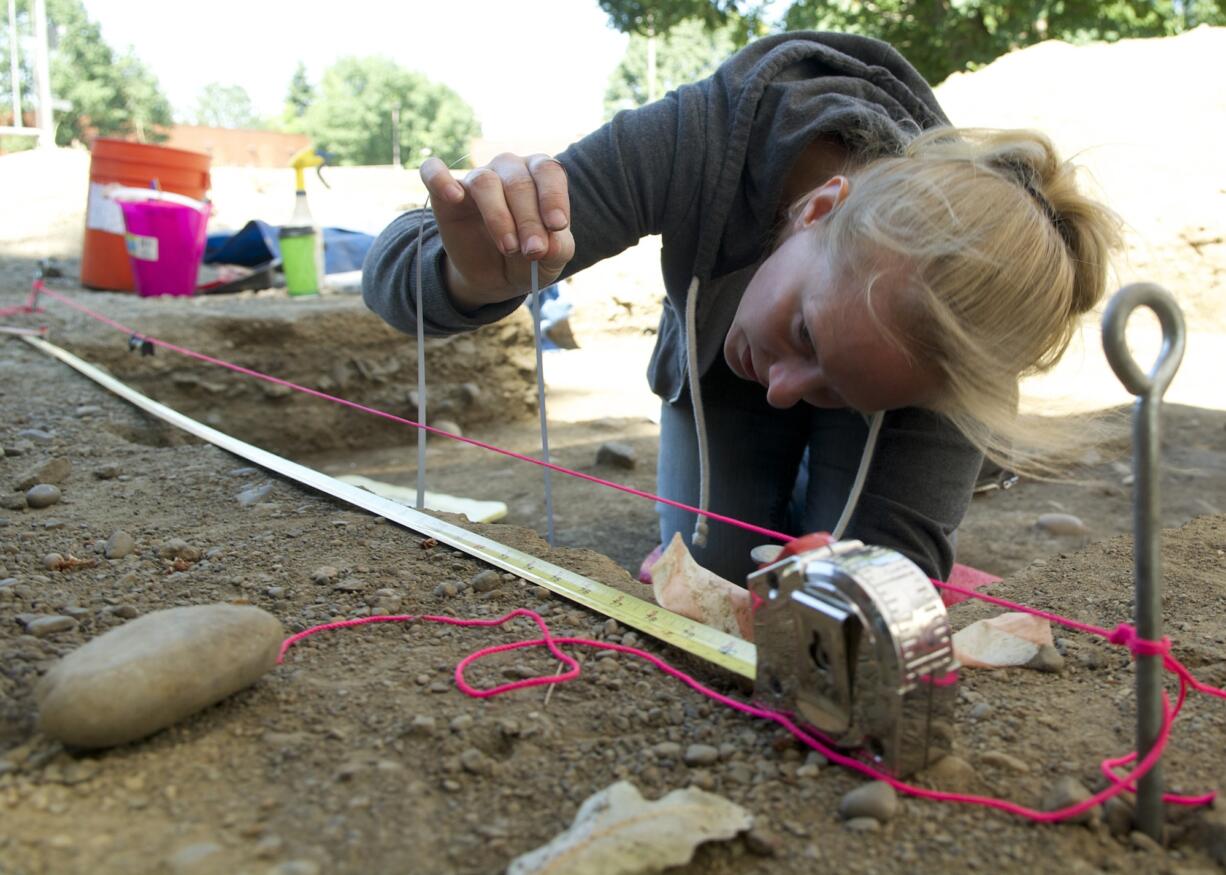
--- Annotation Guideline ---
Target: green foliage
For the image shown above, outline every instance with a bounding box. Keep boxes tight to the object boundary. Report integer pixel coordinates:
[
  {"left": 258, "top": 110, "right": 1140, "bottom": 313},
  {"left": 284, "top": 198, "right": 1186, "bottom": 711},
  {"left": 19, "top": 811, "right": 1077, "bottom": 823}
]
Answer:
[
  {"left": 599, "top": 0, "right": 1225, "bottom": 86},
  {"left": 598, "top": 0, "right": 764, "bottom": 41},
  {"left": 605, "top": 18, "right": 740, "bottom": 118},
  {"left": 782, "top": 0, "right": 1224, "bottom": 84},
  {"left": 192, "top": 82, "right": 260, "bottom": 129},
  {"left": 0, "top": 0, "right": 172, "bottom": 146},
  {"left": 301, "top": 56, "right": 480, "bottom": 167},
  {"left": 282, "top": 62, "right": 314, "bottom": 127}
]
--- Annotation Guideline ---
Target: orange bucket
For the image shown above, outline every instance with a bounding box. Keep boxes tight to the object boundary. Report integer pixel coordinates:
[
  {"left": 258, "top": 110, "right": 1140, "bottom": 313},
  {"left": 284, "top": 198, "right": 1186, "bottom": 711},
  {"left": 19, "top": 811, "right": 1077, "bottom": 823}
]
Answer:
[{"left": 81, "top": 139, "right": 212, "bottom": 291}]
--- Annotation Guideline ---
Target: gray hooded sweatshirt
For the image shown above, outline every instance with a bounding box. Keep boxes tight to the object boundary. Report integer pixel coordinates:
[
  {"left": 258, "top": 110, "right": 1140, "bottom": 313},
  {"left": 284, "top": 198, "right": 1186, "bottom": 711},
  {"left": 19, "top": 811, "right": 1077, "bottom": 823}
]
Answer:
[{"left": 363, "top": 32, "right": 982, "bottom": 579}]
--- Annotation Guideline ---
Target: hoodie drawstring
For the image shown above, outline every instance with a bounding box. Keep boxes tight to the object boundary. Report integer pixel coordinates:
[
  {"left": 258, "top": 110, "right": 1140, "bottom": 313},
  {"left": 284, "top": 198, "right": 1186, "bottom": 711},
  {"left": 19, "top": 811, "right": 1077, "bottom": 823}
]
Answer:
[
  {"left": 684, "top": 276, "right": 711, "bottom": 547},
  {"left": 682, "top": 270, "right": 884, "bottom": 550}
]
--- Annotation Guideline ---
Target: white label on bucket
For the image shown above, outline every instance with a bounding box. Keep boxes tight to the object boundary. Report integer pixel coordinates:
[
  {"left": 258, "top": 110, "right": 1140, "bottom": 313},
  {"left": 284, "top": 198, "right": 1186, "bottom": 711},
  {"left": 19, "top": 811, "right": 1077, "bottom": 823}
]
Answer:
[
  {"left": 85, "top": 182, "right": 126, "bottom": 235},
  {"left": 125, "top": 233, "right": 158, "bottom": 262}
]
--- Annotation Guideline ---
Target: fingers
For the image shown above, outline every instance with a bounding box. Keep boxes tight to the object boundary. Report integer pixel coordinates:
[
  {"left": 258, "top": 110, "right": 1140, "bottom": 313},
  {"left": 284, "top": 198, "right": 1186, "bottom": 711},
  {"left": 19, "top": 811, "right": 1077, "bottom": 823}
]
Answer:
[
  {"left": 455, "top": 153, "right": 572, "bottom": 261},
  {"left": 525, "top": 154, "right": 570, "bottom": 232},
  {"left": 464, "top": 165, "right": 521, "bottom": 256},
  {"left": 490, "top": 153, "right": 548, "bottom": 257},
  {"left": 419, "top": 157, "right": 464, "bottom": 207}
]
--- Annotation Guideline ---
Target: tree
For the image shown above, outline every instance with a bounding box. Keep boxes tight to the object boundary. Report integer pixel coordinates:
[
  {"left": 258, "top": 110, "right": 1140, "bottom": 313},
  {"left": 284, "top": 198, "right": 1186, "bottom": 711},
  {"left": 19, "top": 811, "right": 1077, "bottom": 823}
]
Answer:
[
  {"left": 283, "top": 61, "right": 314, "bottom": 125},
  {"left": 192, "top": 81, "right": 259, "bottom": 129},
  {"left": 1, "top": 0, "right": 172, "bottom": 145},
  {"left": 782, "top": 0, "right": 1224, "bottom": 85},
  {"left": 604, "top": 18, "right": 739, "bottom": 118},
  {"left": 598, "top": 0, "right": 763, "bottom": 41},
  {"left": 302, "top": 56, "right": 479, "bottom": 167}
]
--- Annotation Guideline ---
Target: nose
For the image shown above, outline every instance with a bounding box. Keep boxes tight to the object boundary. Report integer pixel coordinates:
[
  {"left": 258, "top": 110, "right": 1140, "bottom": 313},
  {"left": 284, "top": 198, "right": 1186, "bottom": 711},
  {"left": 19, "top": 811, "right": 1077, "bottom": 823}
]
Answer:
[{"left": 765, "top": 361, "right": 816, "bottom": 409}]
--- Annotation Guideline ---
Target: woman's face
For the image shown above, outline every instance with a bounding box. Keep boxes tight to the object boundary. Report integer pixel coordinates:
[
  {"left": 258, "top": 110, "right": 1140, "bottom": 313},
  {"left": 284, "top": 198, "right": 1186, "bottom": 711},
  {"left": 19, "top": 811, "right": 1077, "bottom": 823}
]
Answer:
[{"left": 723, "top": 180, "right": 942, "bottom": 413}]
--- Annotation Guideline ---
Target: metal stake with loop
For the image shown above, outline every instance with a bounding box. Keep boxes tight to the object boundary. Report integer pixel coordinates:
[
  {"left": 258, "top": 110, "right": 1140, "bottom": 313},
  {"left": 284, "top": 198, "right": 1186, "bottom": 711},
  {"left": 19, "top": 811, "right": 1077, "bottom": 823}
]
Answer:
[{"left": 1101, "top": 282, "right": 1186, "bottom": 842}]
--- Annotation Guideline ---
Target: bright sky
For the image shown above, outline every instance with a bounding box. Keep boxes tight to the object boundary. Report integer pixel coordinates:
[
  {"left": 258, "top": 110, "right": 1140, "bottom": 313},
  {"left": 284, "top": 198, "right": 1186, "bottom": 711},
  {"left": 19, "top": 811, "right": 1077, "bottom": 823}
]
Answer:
[{"left": 80, "top": 0, "right": 629, "bottom": 145}]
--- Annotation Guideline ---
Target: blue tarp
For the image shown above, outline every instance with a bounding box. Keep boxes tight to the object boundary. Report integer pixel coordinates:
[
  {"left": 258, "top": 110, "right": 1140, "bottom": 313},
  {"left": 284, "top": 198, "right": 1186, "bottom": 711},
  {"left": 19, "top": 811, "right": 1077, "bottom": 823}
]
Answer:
[{"left": 204, "top": 221, "right": 374, "bottom": 275}]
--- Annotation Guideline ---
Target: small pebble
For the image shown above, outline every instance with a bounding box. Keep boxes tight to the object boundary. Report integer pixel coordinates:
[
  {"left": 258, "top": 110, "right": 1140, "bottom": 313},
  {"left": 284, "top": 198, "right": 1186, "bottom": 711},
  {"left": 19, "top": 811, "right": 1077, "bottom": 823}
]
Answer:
[
  {"left": 26, "top": 615, "right": 77, "bottom": 637},
  {"left": 1036, "top": 512, "right": 1088, "bottom": 537},
  {"left": 922, "top": 755, "right": 978, "bottom": 793},
  {"left": 93, "top": 464, "right": 122, "bottom": 480},
  {"left": 157, "top": 538, "right": 202, "bottom": 561},
  {"left": 432, "top": 419, "right": 462, "bottom": 437},
  {"left": 980, "top": 751, "right": 1030, "bottom": 773},
  {"left": 0, "top": 493, "right": 26, "bottom": 511},
  {"left": 969, "top": 701, "right": 992, "bottom": 720},
  {"left": 166, "top": 842, "right": 223, "bottom": 874},
  {"left": 595, "top": 441, "right": 636, "bottom": 469},
  {"left": 75, "top": 405, "right": 102, "bottom": 417},
  {"left": 683, "top": 744, "right": 720, "bottom": 766},
  {"left": 838, "top": 781, "right": 897, "bottom": 823},
  {"left": 1041, "top": 776, "right": 1098, "bottom": 825},
  {"left": 1103, "top": 796, "right": 1134, "bottom": 837},
  {"left": 459, "top": 748, "right": 491, "bottom": 775},
  {"left": 1130, "top": 830, "right": 1164, "bottom": 853},
  {"left": 844, "top": 817, "right": 881, "bottom": 832},
  {"left": 470, "top": 570, "right": 502, "bottom": 592},
  {"left": 237, "top": 483, "right": 274, "bottom": 506},
  {"left": 744, "top": 825, "right": 782, "bottom": 856},
  {"left": 25, "top": 484, "right": 61, "bottom": 509},
  {"left": 17, "top": 457, "right": 71, "bottom": 490},
  {"left": 105, "top": 530, "right": 136, "bottom": 560},
  {"left": 1026, "top": 644, "right": 1066, "bottom": 673},
  {"left": 310, "top": 566, "right": 338, "bottom": 584},
  {"left": 268, "top": 862, "right": 321, "bottom": 875}
]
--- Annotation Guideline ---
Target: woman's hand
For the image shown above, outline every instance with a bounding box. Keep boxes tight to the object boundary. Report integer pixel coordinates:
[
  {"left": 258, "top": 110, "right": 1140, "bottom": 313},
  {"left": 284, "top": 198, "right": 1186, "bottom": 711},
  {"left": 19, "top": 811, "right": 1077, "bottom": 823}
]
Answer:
[{"left": 420, "top": 153, "right": 574, "bottom": 312}]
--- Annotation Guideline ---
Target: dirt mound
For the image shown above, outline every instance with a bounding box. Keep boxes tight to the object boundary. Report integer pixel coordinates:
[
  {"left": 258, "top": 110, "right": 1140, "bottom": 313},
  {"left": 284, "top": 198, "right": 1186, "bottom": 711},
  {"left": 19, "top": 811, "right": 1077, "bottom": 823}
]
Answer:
[{"left": 935, "top": 26, "right": 1226, "bottom": 330}]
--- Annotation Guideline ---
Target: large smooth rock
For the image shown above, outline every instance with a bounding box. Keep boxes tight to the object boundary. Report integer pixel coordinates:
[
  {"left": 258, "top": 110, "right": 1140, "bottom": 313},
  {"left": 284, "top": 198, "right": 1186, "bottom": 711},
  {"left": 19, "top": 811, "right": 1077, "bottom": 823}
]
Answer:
[{"left": 36, "top": 604, "right": 284, "bottom": 749}]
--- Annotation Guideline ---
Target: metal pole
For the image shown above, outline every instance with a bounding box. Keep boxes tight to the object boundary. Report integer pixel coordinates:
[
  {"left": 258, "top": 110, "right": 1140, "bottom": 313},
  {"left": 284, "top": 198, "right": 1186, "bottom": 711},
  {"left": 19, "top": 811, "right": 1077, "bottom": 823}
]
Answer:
[
  {"left": 391, "top": 105, "right": 400, "bottom": 167},
  {"left": 31, "top": 0, "right": 52, "bottom": 145},
  {"left": 1101, "top": 283, "right": 1186, "bottom": 843},
  {"left": 7, "top": 0, "right": 20, "bottom": 128}
]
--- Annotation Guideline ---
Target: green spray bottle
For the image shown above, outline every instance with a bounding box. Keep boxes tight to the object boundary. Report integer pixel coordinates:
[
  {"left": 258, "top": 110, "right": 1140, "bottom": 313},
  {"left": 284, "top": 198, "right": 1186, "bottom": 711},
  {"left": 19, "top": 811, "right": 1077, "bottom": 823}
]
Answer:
[{"left": 281, "top": 145, "right": 329, "bottom": 296}]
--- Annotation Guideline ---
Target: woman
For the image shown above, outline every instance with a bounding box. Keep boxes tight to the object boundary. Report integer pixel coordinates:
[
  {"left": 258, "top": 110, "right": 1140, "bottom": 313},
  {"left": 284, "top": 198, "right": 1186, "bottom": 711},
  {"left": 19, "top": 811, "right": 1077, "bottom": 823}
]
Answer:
[{"left": 362, "top": 32, "right": 1120, "bottom": 584}]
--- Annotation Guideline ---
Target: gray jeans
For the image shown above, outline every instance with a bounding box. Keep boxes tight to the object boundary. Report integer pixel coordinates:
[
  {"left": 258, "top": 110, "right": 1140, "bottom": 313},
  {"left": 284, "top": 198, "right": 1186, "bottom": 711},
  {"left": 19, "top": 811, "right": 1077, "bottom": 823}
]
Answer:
[{"left": 655, "top": 355, "right": 981, "bottom": 585}]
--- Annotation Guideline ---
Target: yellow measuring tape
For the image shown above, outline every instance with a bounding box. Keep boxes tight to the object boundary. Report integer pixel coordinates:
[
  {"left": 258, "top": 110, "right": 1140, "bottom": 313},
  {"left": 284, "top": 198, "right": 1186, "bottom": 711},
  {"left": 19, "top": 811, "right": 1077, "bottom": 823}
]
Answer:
[{"left": 24, "top": 335, "right": 757, "bottom": 679}]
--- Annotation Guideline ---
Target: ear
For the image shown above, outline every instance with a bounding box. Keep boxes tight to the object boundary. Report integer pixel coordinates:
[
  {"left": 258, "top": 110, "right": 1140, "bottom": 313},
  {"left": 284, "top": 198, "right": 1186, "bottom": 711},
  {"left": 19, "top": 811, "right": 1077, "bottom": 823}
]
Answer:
[{"left": 793, "top": 176, "right": 851, "bottom": 231}]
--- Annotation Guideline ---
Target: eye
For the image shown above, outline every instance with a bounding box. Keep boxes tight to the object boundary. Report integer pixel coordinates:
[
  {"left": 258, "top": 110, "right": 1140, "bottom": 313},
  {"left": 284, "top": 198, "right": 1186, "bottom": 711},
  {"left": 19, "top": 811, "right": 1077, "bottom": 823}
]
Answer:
[{"left": 796, "top": 319, "right": 816, "bottom": 354}]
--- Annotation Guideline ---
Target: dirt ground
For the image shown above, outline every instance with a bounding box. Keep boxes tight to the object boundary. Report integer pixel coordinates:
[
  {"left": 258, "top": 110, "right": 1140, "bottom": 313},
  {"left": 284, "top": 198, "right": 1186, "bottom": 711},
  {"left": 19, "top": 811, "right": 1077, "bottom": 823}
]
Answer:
[{"left": 2, "top": 28, "right": 1226, "bottom": 875}]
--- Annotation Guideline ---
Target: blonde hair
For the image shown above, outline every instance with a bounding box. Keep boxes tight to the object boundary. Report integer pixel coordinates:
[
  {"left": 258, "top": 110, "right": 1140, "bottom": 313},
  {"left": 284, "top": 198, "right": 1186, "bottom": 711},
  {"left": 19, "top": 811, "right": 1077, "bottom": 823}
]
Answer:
[{"left": 823, "top": 128, "right": 1124, "bottom": 473}]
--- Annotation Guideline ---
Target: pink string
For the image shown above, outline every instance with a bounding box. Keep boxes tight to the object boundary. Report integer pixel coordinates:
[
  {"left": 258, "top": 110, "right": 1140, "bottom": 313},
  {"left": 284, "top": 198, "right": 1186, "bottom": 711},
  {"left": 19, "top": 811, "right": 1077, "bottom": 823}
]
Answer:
[
  {"left": 280, "top": 600, "right": 1225, "bottom": 824},
  {"left": 31, "top": 284, "right": 791, "bottom": 544},
  {"left": 28, "top": 279, "right": 1226, "bottom": 819},
  {"left": 0, "top": 278, "right": 46, "bottom": 319}
]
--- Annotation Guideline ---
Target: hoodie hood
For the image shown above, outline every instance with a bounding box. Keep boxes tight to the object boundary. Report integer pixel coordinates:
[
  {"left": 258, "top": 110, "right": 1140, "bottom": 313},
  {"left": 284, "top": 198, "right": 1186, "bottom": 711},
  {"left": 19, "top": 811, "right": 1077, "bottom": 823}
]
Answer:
[
  {"left": 666, "top": 33, "right": 948, "bottom": 546},
  {"left": 687, "top": 31, "right": 949, "bottom": 285}
]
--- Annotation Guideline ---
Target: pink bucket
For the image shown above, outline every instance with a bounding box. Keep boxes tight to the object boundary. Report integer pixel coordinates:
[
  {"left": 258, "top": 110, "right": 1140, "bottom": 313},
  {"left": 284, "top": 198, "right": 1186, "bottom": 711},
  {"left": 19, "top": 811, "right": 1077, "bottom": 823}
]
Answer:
[{"left": 116, "top": 191, "right": 211, "bottom": 297}]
